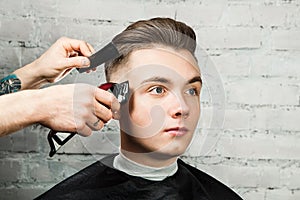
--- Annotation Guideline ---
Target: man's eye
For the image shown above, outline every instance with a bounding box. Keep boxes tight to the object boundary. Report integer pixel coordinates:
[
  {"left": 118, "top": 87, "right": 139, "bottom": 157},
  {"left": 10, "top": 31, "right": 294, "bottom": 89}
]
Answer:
[
  {"left": 149, "top": 86, "right": 165, "bottom": 95},
  {"left": 185, "top": 88, "right": 198, "bottom": 96}
]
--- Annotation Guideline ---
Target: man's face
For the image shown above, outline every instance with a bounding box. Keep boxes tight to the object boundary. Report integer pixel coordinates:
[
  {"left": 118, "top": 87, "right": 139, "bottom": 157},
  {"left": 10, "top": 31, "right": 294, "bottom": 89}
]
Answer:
[{"left": 112, "top": 47, "right": 201, "bottom": 158}]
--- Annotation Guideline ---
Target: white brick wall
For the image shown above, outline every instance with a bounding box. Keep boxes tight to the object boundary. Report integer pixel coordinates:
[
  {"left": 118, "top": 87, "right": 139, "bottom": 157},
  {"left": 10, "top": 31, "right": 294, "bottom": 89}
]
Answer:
[{"left": 0, "top": 0, "right": 299, "bottom": 199}]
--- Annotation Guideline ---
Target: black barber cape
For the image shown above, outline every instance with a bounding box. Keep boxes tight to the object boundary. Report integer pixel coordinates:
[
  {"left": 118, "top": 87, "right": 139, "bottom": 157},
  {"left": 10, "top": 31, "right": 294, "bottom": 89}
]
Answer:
[{"left": 35, "top": 154, "right": 243, "bottom": 200}]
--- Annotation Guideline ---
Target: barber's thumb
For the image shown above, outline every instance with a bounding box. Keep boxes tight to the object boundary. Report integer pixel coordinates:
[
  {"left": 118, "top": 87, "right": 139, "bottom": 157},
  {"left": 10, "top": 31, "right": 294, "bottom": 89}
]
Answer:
[{"left": 67, "top": 56, "right": 90, "bottom": 68}]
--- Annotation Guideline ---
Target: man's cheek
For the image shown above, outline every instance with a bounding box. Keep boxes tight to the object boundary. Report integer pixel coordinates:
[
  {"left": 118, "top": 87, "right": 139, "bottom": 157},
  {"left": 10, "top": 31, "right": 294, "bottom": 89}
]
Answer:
[{"left": 121, "top": 104, "right": 166, "bottom": 139}]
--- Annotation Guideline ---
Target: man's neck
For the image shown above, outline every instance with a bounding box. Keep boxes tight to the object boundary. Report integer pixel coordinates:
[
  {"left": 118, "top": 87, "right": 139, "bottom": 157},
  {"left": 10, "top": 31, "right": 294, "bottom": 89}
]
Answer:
[{"left": 120, "top": 149, "right": 178, "bottom": 168}]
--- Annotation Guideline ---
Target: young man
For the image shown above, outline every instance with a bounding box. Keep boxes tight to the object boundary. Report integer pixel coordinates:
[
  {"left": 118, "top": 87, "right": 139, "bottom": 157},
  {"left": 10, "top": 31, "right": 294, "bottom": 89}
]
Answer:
[{"left": 36, "top": 18, "right": 243, "bottom": 200}]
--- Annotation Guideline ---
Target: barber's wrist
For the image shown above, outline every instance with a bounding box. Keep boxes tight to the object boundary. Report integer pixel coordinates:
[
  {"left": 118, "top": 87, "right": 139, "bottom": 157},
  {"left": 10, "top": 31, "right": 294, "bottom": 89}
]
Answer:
[
  {"left": 14, "top": 62, "right": 47, "bottom": 90},
  {"left": 34, "top": 87, "right": 57, "bottom": 125}
]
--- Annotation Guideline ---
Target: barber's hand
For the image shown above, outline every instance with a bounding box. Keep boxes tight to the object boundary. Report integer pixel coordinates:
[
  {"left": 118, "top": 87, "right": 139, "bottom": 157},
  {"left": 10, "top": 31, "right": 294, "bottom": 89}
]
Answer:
[
  {"left": 38, "top": 84, "right": 120, "bottom": 136},
  {"left": 14, "top": 37, "right": 95, "bottom": 89}
]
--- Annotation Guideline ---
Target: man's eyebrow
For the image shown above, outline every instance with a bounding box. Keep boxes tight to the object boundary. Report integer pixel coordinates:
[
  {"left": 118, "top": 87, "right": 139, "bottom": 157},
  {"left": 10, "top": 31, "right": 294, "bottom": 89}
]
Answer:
[
  {"left": 141, "top": 77, "right": 171, "bottom": 84},
  {"left": 141, "top": 76, "right": 202, "bottom": 85},
  {"left": 188, "top": 76, "right": 202, "bottom": 85}
]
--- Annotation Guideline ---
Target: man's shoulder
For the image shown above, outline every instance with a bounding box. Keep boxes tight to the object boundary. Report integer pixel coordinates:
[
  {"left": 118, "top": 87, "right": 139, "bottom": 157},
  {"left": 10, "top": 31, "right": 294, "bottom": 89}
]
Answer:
[
  {"left": 35, "top": 154, "right": 120, "bottom": 200},
  {"left": 178, "top": 159, "right": 243, "bottom": 200}
]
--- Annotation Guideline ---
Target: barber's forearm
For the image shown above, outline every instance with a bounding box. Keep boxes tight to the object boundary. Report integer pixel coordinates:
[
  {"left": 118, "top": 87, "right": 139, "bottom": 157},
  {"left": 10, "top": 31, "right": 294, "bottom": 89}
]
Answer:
[{"left": 0, "top": 90, "right": 43, "bottom": 136}]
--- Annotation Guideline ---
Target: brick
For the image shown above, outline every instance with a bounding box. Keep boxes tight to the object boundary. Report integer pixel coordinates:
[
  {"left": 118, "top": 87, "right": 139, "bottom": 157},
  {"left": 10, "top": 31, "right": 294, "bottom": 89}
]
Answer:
[
  {"left": 281, "top": 166, "right": 300, "bottom": 189},
  {"left": 223, "top": 109, "right": 251, "bottom": 129},
  {"left": 176, "top": 4, "right": 226, "bottom": 26},
  {"left": 10, "top": 127, "right": 39, "bottom": 152},
  {"left": 196, "top": 27, "right": 261, "bottom": 49},
  {"left": 26, "top": 159, "right": 62, "bottom": 185},
  {"left": 0, "top": 128, "right": 38, "bottom": 153},
  {"left": 198, "top": 103, "right": 250, "bottom": 132},
  {"left": 217, "top": 133, "right": 300, "bottom": 159},
  {"left": 291, "top": 6, "right": 300, "bottom": 27},
  {"left": 198, "top": 164, "right": 280, "bottom": 188},
  {"left": 240, "top": 189, "right": 266, "bottom": 200},
  {"left": 226, "top": 78, "right": 299, "bottom": 105},
  {"left": 271, "top": 29, "right": 300, "bottom": 50},
  {"left": 23, "top": 0, "right": 58, "bottom": 18},
  {"left": 28, "top": 162, "right": 54, "bottom": 182},
  {"left": 0, "top": 18, "right": 35, "bottom": 42},
  {"left": 0, "top": 159, "right": 22, "bottom": 182},
  {"left": 251, "top": 5, "right": 292, "bottom": 27},
  {"left": 0, "top": 46, "right": 23, "bottom": 70},
  {"left": 266, "top": 188, "right": 300, "bottom": 200},
  {"left": 62, "top": 159, "right": 96, "bottom": 173},
  {"left": 46, "top": 160, "right": 78, "bottom": 180},
  {"left": 57, "top": 0, "right": 145, "bottom": 21},
  {"left": 196, "top": 27, "right": 227, "bottom": 49},
  {"left": 38, "top": 20, "right": 69, "bottom": 46},
  {"left": 253, "top": 108, "right": 300, "bottom": 131},
  {"left": 221, "top": 5, "right": 253, "bottom": 26},
  {"left": 0, "top": 135, "right": 12, "bottom": 151},
  {"left": 249, "top": 52, "right": 300, "bottom": 77},
  {"left": 143, "top": 1, "right": 176, "bottom": 19},
  {"left": 62, "top": 23, "right": 123, "bottom": 47},
  {"left": 0, "top": 0, "right": 27, "bottom": 17},
  {"left": 38, "top": 18, "right": 124, "bottom": 49},
  {"left": 225, "top": 27, "right": 261, "bottom": 49},
  {"left": 210, "top": 53, "right": 251, "bottom": 76},
  {"left": 0, "top": 186, "right": 48, "bottom": 200}
]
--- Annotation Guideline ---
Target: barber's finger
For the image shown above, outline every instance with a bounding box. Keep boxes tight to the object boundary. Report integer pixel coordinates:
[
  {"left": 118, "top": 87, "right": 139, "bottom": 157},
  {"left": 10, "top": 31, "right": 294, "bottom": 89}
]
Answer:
[
  {"left": 78, "top": 41, "right": 94, "bottom": 57},
  {"left": 87, "top": 117, "right": 104, "bottom": 131},
  {"left": 86, "top": 42, "right": 95, "bottom": 54},
  {"left": 111, "top": 98, "right": 121, "bottom": 120},
  {"left": 66, "top": 56, "right": 90, "bottom": 68},
  {"left": 76, "top": 124, "right": 92, "bottom": 137},
  {"left": 94, "top": 88, "right": 118, "bottom": 108},
  {"left": 60, "top": 37, "right": 93, "bottom": 57},
  {"left": 85, "top": 67, "right": 97, "bottom": 73},
  {"left": 93, "top": 99, "right": 113, "bottom": 123}
]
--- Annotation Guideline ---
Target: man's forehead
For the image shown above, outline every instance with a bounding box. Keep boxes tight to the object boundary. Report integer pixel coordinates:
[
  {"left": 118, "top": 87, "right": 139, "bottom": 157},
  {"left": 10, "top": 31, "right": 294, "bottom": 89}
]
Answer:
[
  {"left": 110, "top": 47, "right": 200, "bottom": 84},
  {"left": 129, "top": 48, "right": 199, "bottom": 69}
]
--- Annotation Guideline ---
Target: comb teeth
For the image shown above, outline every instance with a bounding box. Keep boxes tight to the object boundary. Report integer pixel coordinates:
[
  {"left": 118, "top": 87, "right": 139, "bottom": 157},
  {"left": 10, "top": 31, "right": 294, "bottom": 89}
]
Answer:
[
  {"left": 111, "top": 81, "right": 129, "bottom": 104},
  {"left": 98, "top": 81, "right": 129, "bottom": 104},
  {"left": 77, "top": 42, "right": 120, "bottom": 73}
]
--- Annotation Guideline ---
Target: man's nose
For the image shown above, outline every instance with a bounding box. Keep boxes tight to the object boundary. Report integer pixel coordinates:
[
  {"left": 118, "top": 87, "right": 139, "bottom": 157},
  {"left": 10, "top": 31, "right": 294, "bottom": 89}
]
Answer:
[{"left": 168, "top": 93, "right": 190, "bottom": 119}]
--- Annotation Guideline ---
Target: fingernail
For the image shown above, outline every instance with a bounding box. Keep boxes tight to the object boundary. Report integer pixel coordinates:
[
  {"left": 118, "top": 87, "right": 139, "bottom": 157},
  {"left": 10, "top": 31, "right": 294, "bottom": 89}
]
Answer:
[
  {"left": 112, "top": 110, "right": 121, "bottom": 120},
  {"left": 82, "top": 58, "right": 90, "bottom": 67}
]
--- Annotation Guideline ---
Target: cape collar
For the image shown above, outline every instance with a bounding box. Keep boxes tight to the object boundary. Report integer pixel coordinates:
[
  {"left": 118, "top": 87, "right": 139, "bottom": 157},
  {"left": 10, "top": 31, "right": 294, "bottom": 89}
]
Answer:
[{"left": 113, "top": 151, "right": 178, "bottom": 181}]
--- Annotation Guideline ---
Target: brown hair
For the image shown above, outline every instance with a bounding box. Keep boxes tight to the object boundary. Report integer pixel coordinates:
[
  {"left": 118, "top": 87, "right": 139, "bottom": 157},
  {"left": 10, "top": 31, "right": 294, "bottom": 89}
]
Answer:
[{"left": 105, "top": 17, "right": 196, "bottom": 81}]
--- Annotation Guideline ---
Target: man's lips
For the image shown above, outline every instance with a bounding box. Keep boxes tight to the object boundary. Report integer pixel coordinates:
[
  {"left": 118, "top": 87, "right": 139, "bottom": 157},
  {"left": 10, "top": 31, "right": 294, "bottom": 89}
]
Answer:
[{"left": 164, "top": 127, "right": 189, "bottom": 136}]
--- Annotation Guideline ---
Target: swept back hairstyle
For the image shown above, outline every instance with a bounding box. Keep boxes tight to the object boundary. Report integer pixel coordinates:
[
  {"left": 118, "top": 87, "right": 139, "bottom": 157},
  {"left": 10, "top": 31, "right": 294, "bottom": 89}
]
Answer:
[{"left": 105, "top": 17, "right": 197, "bottom": 81}]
